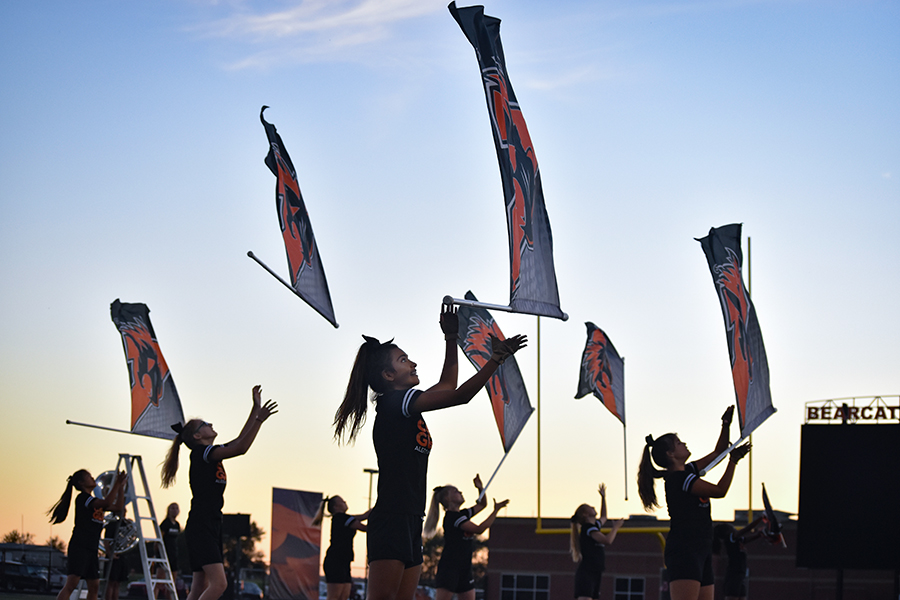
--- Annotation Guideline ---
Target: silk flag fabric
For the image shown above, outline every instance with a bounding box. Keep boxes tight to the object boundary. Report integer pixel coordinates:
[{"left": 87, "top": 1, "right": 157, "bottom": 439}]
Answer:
[
  {"left": 456, "top": 291, "right": 533, "bottom": 452},
  {"left": 450, "top": 3, "right": 564, "bottom": 320},
  {"left": 270, "top": 488, "right": 322, "bottom": 600},
  {"left": 575, "top": 322, "right": 625, "bottom": 425},
  {"left": 260, "top": 106, "right": 337, "bottom": 328},
  {"left": 110, "top": 300, "right": 185, "bottom": 439},
  {"left": 697, "top": 224, "right": 775, "bottom": 437}
]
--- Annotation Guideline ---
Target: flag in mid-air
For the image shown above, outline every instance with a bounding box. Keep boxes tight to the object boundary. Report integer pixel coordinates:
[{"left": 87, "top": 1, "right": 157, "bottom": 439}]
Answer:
[
  {"left": 110, "top": 300, "right": 185, "bottom": 439},
  {"left": 697, "top": 224, "right": 775, "bottom": 437},
  {"left": 260, "top": 106, "right": 337, "bottom": 328},
  {"left": 270, "top": 488, "right": 322, "bottom": 600},
  {"left": 450, "top": 3, "right": 564, "bottom": 320},
  {"left": 575, "top": 322, "right": 625, "bottom": 425},
  {"left": 456, "top": 291, "right": 533, "bottom": 452}
]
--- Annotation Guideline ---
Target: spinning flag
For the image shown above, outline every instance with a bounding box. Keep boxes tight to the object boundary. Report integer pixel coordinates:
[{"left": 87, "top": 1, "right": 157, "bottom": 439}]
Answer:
[
  {"left": 110, "top": 300, "right": 185, "bottom": 439},
  {"left": 575, "top": 322, "right": 625, "bottom": 425},
  {"left": 697, "top": 224, "right": 775, "bottom": 437},
  {"left": 456, "top": 291, "right": 533, "bottom": 452},
  {"left": 450, "top": 3, "right": 564, "bottom": 320},
  {"left": 270, "top": 488, "right": 322, "bottom": 600},
  {"left": 260, "top": 106, "right": 337, "bottom": 328}
]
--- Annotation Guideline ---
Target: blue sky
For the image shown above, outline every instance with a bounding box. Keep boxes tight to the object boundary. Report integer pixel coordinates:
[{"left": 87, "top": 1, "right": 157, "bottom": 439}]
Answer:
[{"left": 1, "top": 0, "right": 898, "bottom": 572}]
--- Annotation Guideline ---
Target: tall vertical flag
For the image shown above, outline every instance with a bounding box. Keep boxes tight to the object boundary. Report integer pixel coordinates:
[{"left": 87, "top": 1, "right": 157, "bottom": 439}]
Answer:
[
  {"left": 450, "top": 3, "right": 565, "bottom": 320},
  {"left": 110, "top": 300, "right": 185, "bottom": 439},
  {"left": 260, "top": 106, "right": 337, "bottom": 328},
  {"left": 697, "top": 224, "right": 775, "bottom": 438},
  {"left": 270, "top": 488, "right": 322, "bottom": 600},
  {"left": 456, "top": 291, "right": 533, "bottom": 452},
  {"left": 575, "top": 322, "right": 625, "bottom": 425}
]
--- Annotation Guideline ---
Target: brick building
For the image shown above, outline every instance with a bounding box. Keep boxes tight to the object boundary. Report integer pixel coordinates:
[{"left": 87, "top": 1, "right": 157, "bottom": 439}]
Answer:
[{"left": 484, "top": 515, "right": 897, "bottom": 600}]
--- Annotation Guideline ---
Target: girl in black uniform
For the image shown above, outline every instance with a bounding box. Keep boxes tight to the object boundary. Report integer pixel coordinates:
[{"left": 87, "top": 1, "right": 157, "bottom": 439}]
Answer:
[
  {"left": 160, "top": 385, "right": 278, "bottom": 600},
  {"left": 333, "top": 305, "right": 525, "bottom": 600},
  {"left": 423, "top": 475, "right": 509, "bottom": 600},
  {"left": 637, "top": 406, "right": 750, "bottom": 600},
  {"left": 712, "top": 518, "right": 764, "bottom": 600},
  {"left": 48, "top": 469, "right": 128, "bottom": 600},
  {"left": 315, "top": 495, "right": 370, "bottom": 600},
  {"left": 570, "top": 483, "right": 624, "bottom": 600}
]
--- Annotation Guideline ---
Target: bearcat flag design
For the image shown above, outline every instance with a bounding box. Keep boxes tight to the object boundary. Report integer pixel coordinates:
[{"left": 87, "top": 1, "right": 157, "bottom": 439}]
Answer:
[
  {"left": 456, "top": 291, "right": 533, "bottom": 452},
  {"left": 270, "top": 488, "right": 322, "bottom": 600},
  {"left": 697, "top": 224, "right": 775, "bottom": 437},
  {"left": 450, "top": 3, "right": 564, "bottom": 320},
  {"left": 575, "top": 322, "right": 625, "bottom": 425},
  {"left": 110, "top": 300, "right": 185, "bottom": 439},
  {"left": 260, "top": 106, "right": 337, "bottom": 328}
]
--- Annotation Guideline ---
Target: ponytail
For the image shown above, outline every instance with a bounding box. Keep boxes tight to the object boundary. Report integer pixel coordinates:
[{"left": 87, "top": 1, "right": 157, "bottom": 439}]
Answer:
[
  {"left": 312, "top": 496, "right": 330, "bottom": 527},
  {"left": 333, "top": 336, "right": 398, "bottom": 444},
  {"left": 161, "top": 420, "right": 202, "bottom": 488},
  {"left": 637, "top": 433, "right": 675, "bottom": 511},
  {"left": 569, "top": 504, "right": 591, "bottom": 563},
  {"left": 47, "top": 469, "right": 89, "bottom": 524},
  {"left": 423, "top": 486, "right": 451, "bottom": 540}
]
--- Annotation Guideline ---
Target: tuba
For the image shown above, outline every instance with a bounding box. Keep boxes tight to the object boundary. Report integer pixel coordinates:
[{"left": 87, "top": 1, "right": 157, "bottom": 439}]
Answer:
[{"left": 95, "top": 470, "right": 140, "bottom": 553}]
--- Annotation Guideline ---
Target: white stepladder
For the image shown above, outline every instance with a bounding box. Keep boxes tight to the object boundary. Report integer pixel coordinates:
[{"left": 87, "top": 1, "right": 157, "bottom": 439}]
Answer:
[{"left": 115, "top": 453, "right": 179, "bottom": 600}]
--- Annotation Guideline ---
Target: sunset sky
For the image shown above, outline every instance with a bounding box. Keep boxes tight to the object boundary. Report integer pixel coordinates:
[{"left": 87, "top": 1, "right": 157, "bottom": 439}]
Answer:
[{"left": 1, "top": 0, "right": 897, "bottom": 577}]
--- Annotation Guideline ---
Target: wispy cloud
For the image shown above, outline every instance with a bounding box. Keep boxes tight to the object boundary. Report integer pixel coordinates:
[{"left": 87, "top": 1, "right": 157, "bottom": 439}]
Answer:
[{"left": 193, "top": 0, "right": 444, "bottom": 69}]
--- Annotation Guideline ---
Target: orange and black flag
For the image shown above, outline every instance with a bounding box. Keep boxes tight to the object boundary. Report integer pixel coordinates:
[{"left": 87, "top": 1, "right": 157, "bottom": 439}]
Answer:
[
  {"left": 270, "top": 488, "right": 322, "bottom": 600},
  {"left": 697, "top": 224, "right": 775, "bottom": 438},
  {"left": 260, "top": 107, "right": 337, "bottom": 328},
  {"left": 110, "top": 300, "right": 185, "bottom": 439},
  {"left": 456, "top": 291, "right": 533, "bottom": 452},
  {"left": 575, "top": 322, "right": 625, "bottom": 425},
  {"left": 450, "top": 3, "right": 564, "bottom": 320}
]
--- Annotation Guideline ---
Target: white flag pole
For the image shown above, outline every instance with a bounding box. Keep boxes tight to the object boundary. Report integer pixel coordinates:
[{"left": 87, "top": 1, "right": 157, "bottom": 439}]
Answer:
[
  {"left": 477, "top": 451, "right": 510, "bottom": 503},
  {"left": 248, "top": 251, "right": 339, "bottom": 328}
]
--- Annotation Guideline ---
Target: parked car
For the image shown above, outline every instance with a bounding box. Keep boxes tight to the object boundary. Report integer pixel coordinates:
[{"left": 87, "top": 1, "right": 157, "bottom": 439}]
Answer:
[
  {"left": 0, "top": 560, "right": 49, "bottom": 591},
  {"left": 25, "top": 565, "right": 66, "bottom": 590}
]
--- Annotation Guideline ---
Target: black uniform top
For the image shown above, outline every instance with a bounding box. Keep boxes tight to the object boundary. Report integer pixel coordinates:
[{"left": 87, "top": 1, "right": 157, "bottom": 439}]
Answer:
[
  {"left": 325, "top": 513, "right": 358, "bottom": 563},
  {"left": 189, "top": 445, "right": 226, "bottom": 523},
  {"left": 372, "top": 388, "right": 431, "bottom": 516},
  {"left": 159, "top": 517, "right": 181, "bottom": 562},
  {"left": 70, "top": 491, "right": 104, "bottom": 550},
  {"left": 439, "top": 508, "right": 475, "bottom": 569},
  {"left": 722, "top": 532, "right": 747, "bottom": 578},
  {"left": 578, "top": 521, "right": 606, "bottom": 572},
  {"left": 664, "top": 462, "right": 711, "bottom": 540}
]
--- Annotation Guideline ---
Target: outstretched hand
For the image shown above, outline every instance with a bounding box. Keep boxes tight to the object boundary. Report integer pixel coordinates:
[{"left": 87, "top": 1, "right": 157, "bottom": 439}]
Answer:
[
  {"left": 611, "top": 518, "right": 625, "bottom": 530},
  {"left": 258, "top": 399, "right": 278, "bottom": 422},
  {"left": 730, "top": 441, "right": 751, "bottom": 464},
  {"left": 493, "top": 498, "right": 510, "bottom": 512},
  {"left": 252, "top": 385, "right": 263, "bottom": 409},
  {"left": 440, "top": 304, "right": 459, "bottom": 337},
  {"left": 721, "top": 405, "right": 735, "bottom": 426},
  {"left": 473, "top": 474, "right": 484, "bottom": 492},
  {"left": 490, "top": 334, "right": 527, "bottom": 364},
  {"left": 598, "top": 483, "right": 607, "bottom": 498}
]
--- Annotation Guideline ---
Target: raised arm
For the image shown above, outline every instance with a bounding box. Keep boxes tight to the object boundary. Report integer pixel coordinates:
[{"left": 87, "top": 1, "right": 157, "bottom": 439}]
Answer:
[
  {"left": 416, "top": 334, "right": 526, "bottom": 413},
  {"left": 598, "top": 483, "right": 608, "bottom": 525},
  {"left": 695, "top": 406, "right": 734, "bottom": 470},
  {"left": 426, "top": 305, "right": 460, "bottom": 393},
  {"left": 209, "top": 386, "right": 278, "bottom": 461},
  {"left": 589, "top": 518, "right": 624, "bottom": 545},
  {"left": 468, "top": 474, "right": 488, "bottom": 517},
  {"left": 689, "top": 441, "right": 751, "bottom": 499},
  {"left": 460, "top": 498, "right": 509, "bottom": 536},
  {"left": 91, "top": 471, "right": 128, "bottom": 512}
]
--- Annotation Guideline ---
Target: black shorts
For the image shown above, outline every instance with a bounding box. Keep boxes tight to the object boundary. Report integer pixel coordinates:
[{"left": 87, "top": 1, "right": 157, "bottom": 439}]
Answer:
[
  {"left": 323, "top": 554, "right": 352, "bottom": 584},
  {"left": 108, "top": 558, "right": 129, "bottom": 582},
  {"left": 573, "top": 563, "right": 602, "bottom": 598},
  {"left": 664, "top": 536, "right": 713, "bottom": 586},
  {"left": 366, "top": 512, "right": 423, "bottom": 569},
  {"left": 185, "top": 518, "right": 223, "bottom": 572},
  {"left": 67, "top": 545, "right": 100, "bottom": 580},
  {"left": 435, "top": 562, "right": 474, "bottom": 594}
]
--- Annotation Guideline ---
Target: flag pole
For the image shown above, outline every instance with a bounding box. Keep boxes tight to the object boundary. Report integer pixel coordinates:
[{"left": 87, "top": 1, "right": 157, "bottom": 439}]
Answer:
[
  {"left": 622, "top": 423, "right": 628, "bottom": 501},
  {"left": 66, "top": 420, "right": 170, "bottom": 440},
  {"left": 443, "top": 295, "right": 569, "bottom": 321},
  {"left": 476, "top": 451, "right": 510, "bottom": 502},
  {"left": 747, "top": 236, "right": 753, "bottom": 522},
  {"left": 247, "top": 251, "right": 339, "bottom": 328}
]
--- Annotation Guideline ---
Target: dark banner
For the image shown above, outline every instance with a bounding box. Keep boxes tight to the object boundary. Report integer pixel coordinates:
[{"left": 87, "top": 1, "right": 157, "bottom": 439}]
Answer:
[
  {"left": 575, "top": 322, "right": 625, "bottom": 425},
  {"left": 270, "top": 488, "right": 323, "bottom": 600},
  {"left": 261, "top": 107, "right": 337, "bottom": 328},
  {"left": 450, "top": 3, "right": 564, "bottom": 320},
  {"left": 110, "top": 300, "right": 184, "bottom": 439},
  {"left": 456, "top": 291, "right": 533, "bottom": 452},
  {"left": 697, "top": 224, "right": 775, "bottom": 437}
]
